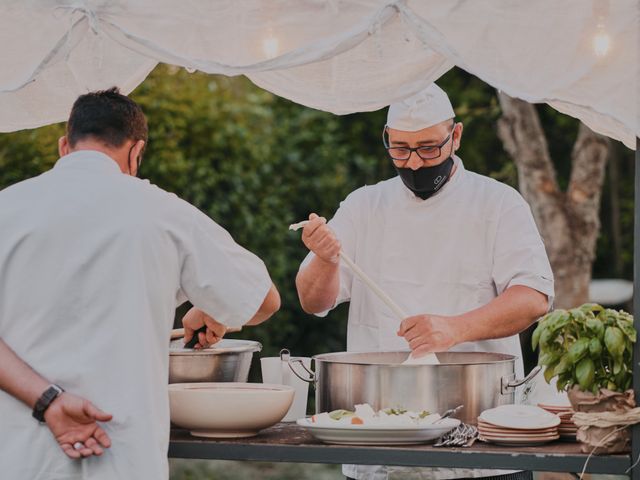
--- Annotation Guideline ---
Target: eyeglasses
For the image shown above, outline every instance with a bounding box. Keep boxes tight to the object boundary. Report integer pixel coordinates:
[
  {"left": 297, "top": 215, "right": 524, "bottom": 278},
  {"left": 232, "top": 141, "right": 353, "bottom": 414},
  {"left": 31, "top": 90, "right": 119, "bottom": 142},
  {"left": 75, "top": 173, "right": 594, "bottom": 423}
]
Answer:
[{"left": 382, "top": 124, "right": 454, "bottom": 162}]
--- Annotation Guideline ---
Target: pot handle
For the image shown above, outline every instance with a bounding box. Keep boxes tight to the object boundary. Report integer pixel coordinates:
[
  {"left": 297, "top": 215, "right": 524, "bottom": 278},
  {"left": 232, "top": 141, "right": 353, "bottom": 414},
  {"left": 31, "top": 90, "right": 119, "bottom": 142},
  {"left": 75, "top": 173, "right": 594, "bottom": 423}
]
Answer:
[
  {"left": 500, "top": 366, "right": 541, "bottom": 395},
  {"left": 280, "top": 349, "right": 316, "bottom": 383}
]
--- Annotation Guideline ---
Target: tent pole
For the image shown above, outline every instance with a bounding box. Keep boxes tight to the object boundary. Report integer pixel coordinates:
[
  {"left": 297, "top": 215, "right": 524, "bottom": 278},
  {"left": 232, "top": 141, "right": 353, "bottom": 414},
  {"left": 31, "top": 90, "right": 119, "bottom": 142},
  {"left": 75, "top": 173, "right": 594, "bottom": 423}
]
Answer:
[{"left": 633, "top": 135, "right": 640, "bottom": 480}]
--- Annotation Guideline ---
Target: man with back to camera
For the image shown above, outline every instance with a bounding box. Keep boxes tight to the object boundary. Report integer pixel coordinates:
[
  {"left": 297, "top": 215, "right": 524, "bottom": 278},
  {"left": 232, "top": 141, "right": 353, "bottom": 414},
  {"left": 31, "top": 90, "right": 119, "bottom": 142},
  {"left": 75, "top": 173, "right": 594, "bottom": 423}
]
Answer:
[
  {"left": 296, "top": 84, "right": 554, "bottom": 480},
  {"left": 0, "top": 87, "right": 280, "bottom": 479}
]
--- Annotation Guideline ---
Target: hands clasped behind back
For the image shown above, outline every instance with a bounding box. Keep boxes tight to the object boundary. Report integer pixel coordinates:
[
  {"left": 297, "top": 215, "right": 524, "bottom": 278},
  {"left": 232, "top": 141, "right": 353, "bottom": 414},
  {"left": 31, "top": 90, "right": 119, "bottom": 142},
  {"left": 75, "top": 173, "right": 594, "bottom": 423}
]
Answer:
[{"left": 301, "top": 213, "right": 341, "bottom": 263}]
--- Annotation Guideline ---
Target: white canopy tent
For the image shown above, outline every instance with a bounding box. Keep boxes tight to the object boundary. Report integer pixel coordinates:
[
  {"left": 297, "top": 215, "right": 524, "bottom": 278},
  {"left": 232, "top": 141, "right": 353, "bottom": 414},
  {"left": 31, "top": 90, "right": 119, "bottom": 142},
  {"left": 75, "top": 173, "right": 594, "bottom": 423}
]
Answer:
[
  {"left": 0, "top": 0, "right": 637, "bottom": 149},
  {"left": 2, "top": 1, "right": 640, "bottom": 476}
]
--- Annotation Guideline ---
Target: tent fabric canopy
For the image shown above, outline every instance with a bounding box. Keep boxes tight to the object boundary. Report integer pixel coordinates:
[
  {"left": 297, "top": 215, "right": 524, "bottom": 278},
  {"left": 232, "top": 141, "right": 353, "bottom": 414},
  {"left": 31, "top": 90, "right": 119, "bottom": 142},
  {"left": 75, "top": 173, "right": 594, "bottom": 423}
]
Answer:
[{"left": 1, "top": 0, "right": 637, "bottom": 148}]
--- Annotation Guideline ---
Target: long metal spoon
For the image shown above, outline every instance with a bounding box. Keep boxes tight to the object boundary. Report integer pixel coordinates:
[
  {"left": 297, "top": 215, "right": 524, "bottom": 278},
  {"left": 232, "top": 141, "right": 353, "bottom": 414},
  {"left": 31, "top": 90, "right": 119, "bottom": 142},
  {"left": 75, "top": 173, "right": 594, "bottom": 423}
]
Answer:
[
  {"left": 289, "top": 220, "right": 438, "bottom": 364},
  {"left": 289, "top": 220, "right": 408, "bottom": 320}
]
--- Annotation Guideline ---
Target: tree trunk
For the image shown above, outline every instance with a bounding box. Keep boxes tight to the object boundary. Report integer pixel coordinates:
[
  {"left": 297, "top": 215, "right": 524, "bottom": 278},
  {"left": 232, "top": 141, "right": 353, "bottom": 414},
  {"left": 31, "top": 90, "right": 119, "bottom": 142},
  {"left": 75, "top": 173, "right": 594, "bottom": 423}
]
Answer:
[{"left": 496, "top": 93, "right": 610, "bottom": 310}]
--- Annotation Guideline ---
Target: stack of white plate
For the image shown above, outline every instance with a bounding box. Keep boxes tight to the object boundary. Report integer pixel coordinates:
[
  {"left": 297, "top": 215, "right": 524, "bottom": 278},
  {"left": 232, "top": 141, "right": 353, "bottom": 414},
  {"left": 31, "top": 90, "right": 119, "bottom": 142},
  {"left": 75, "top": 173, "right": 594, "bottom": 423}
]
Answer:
[
  {"left": 478, "top": 405, "right": 560, "bottom": 446},
  {"left": 538, "top": 403, "right": 577, "bottom": 439}
]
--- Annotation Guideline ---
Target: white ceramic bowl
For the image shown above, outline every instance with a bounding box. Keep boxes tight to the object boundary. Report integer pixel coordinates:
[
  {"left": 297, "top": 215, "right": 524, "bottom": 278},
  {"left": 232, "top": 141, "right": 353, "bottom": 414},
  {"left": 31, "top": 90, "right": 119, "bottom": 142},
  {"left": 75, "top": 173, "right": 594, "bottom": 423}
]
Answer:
[{"left": 169, "top": 382, "right": 294, "bottom": 438}]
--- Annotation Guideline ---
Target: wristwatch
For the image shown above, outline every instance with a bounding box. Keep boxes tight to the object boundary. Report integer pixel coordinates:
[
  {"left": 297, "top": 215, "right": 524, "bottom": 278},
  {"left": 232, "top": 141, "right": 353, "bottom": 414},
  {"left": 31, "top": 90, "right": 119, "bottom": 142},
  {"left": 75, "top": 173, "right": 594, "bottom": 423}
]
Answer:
[{"left": 32, "top": 384, "right": 64, "bottom": 422}]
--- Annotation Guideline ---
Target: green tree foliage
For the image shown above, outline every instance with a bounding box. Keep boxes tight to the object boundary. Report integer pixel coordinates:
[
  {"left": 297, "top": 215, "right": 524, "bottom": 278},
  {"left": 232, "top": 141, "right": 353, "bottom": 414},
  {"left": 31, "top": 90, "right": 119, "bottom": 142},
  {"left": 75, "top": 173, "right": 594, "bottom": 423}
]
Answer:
[{"left": 0, "top": 65, "right": 633, "bottom": 358}]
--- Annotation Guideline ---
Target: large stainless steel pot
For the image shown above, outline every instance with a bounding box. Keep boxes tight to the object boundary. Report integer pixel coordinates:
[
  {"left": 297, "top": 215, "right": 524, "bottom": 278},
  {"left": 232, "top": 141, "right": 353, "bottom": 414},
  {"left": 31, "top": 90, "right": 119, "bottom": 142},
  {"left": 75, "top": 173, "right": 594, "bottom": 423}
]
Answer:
[
  {"left": 288, "top": 351, "right": 539, "bottom": 425},
  {"left": 169, "top": 339, "right": 261, "bottom": 384}
]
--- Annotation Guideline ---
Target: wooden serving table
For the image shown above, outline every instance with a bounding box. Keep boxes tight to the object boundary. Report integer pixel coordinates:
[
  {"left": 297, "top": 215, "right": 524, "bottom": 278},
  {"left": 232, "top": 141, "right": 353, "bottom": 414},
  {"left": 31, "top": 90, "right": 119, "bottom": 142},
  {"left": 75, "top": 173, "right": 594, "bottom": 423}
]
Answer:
[{"left": 169, "top": 423, "right": 631, "bottom": 474}]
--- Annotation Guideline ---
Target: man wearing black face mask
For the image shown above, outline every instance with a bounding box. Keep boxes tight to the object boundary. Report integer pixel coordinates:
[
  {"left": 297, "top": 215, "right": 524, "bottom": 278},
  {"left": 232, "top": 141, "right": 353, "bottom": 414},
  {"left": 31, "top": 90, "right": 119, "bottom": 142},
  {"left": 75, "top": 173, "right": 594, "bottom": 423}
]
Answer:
[{"left": 296, "top": 84, "right": 555, "bottom": 480}]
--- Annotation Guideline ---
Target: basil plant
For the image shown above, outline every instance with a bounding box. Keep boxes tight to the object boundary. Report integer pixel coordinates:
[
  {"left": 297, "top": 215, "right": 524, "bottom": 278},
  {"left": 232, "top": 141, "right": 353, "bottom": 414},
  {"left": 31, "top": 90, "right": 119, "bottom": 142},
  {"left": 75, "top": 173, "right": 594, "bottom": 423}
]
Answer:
[{"left": 532, "top": 303, "right": 636, "bottom": 394}]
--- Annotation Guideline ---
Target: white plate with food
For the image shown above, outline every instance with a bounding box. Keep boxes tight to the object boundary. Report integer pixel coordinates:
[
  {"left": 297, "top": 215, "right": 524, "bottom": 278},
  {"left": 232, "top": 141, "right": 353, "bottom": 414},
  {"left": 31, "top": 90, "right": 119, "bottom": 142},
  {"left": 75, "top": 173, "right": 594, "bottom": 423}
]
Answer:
[{"left": 296, "top": 404, "right": 460, "bottom": 445}]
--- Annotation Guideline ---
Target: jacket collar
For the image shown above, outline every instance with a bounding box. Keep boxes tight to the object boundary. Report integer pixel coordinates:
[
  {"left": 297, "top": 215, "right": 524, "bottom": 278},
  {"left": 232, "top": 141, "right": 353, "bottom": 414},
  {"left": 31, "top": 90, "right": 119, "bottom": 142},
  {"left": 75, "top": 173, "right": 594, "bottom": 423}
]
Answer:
[{"left": 54, "top": 150, "right": 122, "bottom": 174}]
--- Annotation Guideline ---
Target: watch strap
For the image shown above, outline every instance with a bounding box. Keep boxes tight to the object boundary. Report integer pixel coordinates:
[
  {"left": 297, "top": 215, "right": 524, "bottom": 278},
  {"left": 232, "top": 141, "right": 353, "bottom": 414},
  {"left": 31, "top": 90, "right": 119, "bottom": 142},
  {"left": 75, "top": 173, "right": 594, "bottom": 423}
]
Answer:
[{"left": 32, "top": 384, "right": 64, "bottom": 422}]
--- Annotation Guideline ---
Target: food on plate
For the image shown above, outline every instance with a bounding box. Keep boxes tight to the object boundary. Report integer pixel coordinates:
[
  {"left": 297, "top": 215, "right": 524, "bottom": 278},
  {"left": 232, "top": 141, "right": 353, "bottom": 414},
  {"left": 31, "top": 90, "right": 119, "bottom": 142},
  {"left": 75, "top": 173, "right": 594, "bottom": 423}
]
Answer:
[
  {"left": 328, "top": 409, "right": 355, "bottom": 421},
  {"left": 310, "top": 403, "right": 441, "bottom": 426}
]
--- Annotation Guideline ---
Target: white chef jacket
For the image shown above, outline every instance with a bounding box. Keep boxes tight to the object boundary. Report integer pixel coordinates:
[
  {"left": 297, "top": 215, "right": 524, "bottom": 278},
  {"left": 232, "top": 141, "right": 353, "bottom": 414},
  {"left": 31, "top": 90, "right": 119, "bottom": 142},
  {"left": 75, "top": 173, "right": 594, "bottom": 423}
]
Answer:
[
  {"left": 0, "top": 151, "right": 271, "bottom": 480},
  {"left": 301, "top": 156, "right": 554, "bottom": 480}
]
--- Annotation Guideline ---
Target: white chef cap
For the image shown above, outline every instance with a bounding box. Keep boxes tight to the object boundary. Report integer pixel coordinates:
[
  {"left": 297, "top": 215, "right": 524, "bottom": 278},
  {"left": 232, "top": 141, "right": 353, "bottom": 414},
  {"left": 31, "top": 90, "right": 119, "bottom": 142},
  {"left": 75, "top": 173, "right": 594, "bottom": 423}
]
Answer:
[{"left": 387, "top": 84, "right": 455, "bottom": 132}]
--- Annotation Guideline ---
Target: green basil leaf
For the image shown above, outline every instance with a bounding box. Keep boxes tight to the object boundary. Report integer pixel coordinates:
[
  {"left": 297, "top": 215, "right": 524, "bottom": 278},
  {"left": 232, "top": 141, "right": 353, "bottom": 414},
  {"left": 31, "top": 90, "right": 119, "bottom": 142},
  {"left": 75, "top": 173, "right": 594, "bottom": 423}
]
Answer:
[
  {"left": 538, "top": 350, "right": 560, "bottom": 366},
  {"left": 575, "top": 358, "right": 595, "bottom": 391},
  {"left": 556, "top": 372, "right": 574, "bottom": 392},
  {"left": 544, "top": 364, "right": 557, "bottom": 383},
  {"left": 568, "top": 338, "right": 590, "bottom": 363},
  {"left": 549, "top": 311, "right": 571, "bottom": 332},
  {"left": 570, "top": 308, "right": 587, "bottom": 324},
  {"left": 532, "top": 324, "right": 542, "bottom": 350},
  {"left": 586, "top": 317, "right": 605, "bottom": 340},
  {"left": 605, "top": 326, "right": 625, "bottom": 359},
  {"left": 602, "top": 309, "right": 619, "bottom": 326},
  {"left": 580, "top": 303, "right": 604, "bottom": 315},
  {"left": 616, "top": 319, "right": 637, "bottom": 343},
  {"left": 539, "top": 327, "right": 555, "bottom": 348},
  {"left": 614, "top": 370, "right": 629, "bottom": 390},
  {"left": 554, "top": 355, "right": 572, "bottom": 376},
  {"left": 588, "top": 338, "right": 603, "bottom": 357},
  {"left": 542, "top": 310, "right": 563, "bottom": 326},
  {"left": 613, "top": 359, "right": 623, "bottom": 375}
]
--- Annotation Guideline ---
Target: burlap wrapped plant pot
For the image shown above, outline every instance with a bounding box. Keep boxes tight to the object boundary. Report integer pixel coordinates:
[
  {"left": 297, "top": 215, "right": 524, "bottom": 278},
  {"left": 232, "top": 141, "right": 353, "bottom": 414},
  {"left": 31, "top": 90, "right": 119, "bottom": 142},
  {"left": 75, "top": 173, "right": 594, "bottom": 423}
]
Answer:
[
  {"left": 533, "top": 304, "right": 640, "bottom": 454},
  {"left": 568, "top": 386, "right": 635, "bottom": 454}
]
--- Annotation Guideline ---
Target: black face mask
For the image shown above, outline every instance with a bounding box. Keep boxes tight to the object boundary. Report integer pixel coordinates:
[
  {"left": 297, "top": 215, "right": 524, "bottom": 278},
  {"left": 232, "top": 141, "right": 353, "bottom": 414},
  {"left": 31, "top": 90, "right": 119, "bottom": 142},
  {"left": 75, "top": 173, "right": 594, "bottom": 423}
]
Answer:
[{"left": 395, "top": 155, "right": 454, "bottom": 200}]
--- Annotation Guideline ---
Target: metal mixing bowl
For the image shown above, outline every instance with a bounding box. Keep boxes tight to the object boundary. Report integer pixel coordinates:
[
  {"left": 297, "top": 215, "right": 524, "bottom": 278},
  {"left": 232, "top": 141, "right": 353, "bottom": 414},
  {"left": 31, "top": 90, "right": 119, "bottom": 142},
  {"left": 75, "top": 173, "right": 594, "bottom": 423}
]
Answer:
[{"left": 169, "top": 339, "right": 262, "bottom": 384}]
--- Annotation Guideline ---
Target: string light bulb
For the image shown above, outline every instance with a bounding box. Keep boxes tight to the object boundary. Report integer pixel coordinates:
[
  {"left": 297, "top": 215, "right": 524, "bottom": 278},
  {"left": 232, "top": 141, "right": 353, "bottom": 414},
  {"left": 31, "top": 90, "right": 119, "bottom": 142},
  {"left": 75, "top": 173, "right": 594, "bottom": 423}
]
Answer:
[
  {"left": 592, "top": 0, "right": 611, "bottom": 58},
  {"left": 262, "top": 30, "right": 279, "bottom": 59},
  {"left": 593, "top": 23, "right": 611, "bottom": 57}
]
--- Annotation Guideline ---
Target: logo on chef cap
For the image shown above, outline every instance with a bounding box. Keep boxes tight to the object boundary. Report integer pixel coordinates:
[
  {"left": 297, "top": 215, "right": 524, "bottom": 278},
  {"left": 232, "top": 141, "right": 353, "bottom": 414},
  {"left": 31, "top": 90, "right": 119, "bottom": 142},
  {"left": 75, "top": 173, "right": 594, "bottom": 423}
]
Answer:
[{"left": 387, "top": 84, "right": 455, "bottom": 132}]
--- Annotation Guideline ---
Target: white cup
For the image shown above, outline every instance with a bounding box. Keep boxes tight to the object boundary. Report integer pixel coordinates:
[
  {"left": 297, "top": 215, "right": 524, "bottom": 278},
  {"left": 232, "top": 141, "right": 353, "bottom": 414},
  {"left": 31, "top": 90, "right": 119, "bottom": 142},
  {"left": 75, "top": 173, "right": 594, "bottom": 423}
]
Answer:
[{"left": 261, "top": 355, "right": 311, "bottom": 422}]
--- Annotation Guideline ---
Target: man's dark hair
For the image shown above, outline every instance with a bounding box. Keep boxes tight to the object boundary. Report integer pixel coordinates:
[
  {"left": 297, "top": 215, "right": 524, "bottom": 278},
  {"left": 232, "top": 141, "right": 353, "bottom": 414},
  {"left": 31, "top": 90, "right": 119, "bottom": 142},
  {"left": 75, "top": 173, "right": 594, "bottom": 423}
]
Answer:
[{"left": 67, "top": 87, "right": 148, "bottom": 149}]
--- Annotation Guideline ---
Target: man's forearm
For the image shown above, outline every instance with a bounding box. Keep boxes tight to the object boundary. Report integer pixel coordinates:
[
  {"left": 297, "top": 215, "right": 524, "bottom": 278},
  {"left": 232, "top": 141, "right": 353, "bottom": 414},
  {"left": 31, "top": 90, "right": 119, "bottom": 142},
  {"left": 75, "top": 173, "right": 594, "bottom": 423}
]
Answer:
[
  {"left": 246, "top": 283, "right": 281, "bottom": 326},
  {"left": 0, "top": 338, "right": 49, "bottom": 409},
  {"left": 295, "top": 256, "right": 340, "bottom": 314},
  {"left": 455, "top": 285, "right": 549, "bottom": 344}
]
